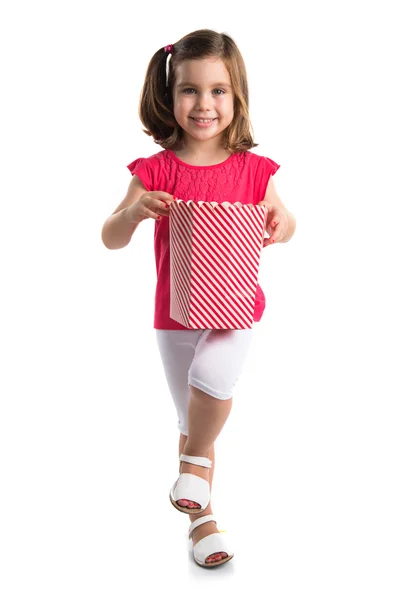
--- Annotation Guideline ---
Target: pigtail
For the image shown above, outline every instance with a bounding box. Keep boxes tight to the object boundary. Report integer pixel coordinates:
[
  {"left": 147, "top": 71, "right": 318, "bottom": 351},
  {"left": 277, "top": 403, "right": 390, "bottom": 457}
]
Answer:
[{"left": 139, "top": 47, "right": 176, "bottom": 142}]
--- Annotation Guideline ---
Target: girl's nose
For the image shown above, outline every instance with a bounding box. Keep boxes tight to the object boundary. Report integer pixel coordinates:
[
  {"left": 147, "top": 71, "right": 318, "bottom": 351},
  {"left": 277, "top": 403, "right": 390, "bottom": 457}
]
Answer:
[{"left": 195, "top": 93, "right": 213, "bottom": 109}]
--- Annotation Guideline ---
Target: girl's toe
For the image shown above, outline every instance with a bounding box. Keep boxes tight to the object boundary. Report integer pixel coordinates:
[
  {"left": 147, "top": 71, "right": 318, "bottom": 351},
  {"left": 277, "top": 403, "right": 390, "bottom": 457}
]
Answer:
[
  {"left": 177, "top": 499, "right": 189, "bottom": 507},
  {"left": 209, "top": 552, "right": 226, "bottom": 563},
  {"left": 177, "top": 498, "right": 202, "bottom": 509}
]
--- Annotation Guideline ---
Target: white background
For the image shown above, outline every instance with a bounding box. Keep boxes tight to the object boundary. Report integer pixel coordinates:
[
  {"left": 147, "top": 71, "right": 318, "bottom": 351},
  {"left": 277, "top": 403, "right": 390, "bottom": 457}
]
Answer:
[{"left": 1, "top": 0, "right": 399, "bottom": 597}]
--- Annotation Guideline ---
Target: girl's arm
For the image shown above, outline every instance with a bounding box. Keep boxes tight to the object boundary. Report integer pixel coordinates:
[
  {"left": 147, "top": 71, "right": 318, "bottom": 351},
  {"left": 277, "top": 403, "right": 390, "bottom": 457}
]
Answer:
[
  {"left": 258, "top": 177, "right": 296, "bottom": 245},
  {"left": 101, "top": 176, "right": 146, "bottom": 249}
]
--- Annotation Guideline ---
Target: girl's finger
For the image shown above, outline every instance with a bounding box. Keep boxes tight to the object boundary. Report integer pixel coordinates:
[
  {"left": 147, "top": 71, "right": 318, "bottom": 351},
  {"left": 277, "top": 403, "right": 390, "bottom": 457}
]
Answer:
[
  {"left": 271, "top": 222, "right": 281, "bottom": 240},
  {"left": 154, "top": 200, "right": 171, "bottom": 216},
  {"left": 263, "top": 226, "right": 280, "bottom": 246},
  {"left": 264, "top": 238, "right": 275, "bottom": 247},
  {"left": 148, "top": 208, "right": 162, "bottom": 220}
]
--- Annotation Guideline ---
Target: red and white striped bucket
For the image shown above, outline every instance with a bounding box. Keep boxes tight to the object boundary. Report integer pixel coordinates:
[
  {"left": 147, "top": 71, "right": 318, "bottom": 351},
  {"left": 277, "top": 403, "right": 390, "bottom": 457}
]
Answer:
[{"left": 169, "top": 200, "right": 267, "bottom": 329}]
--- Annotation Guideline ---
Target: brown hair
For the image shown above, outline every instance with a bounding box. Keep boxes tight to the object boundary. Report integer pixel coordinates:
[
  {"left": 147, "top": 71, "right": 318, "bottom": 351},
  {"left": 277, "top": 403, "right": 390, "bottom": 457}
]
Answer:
[{"left": 138, "top": 29, "right": 259, "bottom": 153}]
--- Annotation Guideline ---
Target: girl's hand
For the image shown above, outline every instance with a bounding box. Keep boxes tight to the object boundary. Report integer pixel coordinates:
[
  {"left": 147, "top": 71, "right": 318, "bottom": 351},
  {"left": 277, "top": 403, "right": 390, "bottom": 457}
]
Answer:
[
  {"left": 126, "top": 192, "right": 176, "bottom": 224},
  {"left": 257, "top": 201, "right": 290, "bottom": 247}
]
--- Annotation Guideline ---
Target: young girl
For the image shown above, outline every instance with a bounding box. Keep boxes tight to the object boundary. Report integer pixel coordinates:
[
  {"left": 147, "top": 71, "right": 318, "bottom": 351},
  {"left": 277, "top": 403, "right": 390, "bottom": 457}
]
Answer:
[{"left": 101, "top": 28, "right": 296, "bottom": 568}]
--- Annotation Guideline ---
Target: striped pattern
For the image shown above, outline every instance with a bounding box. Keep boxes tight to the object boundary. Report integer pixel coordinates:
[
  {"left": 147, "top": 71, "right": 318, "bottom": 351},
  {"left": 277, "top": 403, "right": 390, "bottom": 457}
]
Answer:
[{"left": 170, "top": 200, "right": 267, "bottom": 329}]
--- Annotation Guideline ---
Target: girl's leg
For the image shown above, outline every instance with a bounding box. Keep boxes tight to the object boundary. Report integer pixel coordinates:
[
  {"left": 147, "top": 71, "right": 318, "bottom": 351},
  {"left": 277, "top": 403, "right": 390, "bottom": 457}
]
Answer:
[
  {"left": 178, "top": 329, "right": 254, "bottom": 564},
  {"left": 179, "top": 328, "right": 253, "bottom": 492},
  {"left": 184, "top": 328, "right": 253, "bottom": 457},
  {"left": 184, "top": 386, "right": 232, "bottom": 456},
  {"left": 155, "top": 329, "right": 203, "bottom": 436},
  {"left": 176, "top": 386, "right": 232, "bottom": 510}
]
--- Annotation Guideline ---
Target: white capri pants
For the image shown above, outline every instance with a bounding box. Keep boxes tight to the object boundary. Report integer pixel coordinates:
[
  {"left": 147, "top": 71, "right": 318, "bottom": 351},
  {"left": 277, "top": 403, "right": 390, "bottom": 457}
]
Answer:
[{"left": 155, "top": 328, "right": 255, "bottom": 436}]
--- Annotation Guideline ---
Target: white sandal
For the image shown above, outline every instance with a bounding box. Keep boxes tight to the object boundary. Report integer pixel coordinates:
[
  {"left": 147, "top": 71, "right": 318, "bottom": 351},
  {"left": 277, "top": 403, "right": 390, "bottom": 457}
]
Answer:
[
  {"left": 189, "top": 514, "right": 234, "bottom": 568},
  {"left": 169, "top": 454, "right": 212, "bottom": 514}
]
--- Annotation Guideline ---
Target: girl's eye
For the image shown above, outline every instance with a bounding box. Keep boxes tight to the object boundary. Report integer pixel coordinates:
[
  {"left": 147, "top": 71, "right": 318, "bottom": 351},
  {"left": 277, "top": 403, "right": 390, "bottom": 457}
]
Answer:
[{"left": 182, "top": 88, "right": 225, "bottom": 95}]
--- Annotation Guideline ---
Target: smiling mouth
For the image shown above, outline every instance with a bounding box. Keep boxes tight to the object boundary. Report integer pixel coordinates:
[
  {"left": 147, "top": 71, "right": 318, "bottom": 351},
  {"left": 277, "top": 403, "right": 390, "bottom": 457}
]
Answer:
[{"left": 190, "top": 117, "right": 217, "bottom": 122}]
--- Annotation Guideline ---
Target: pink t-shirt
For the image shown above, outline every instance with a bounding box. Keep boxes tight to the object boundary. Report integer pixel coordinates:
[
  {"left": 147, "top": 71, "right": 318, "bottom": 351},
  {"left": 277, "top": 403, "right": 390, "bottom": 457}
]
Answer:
[{"left": 127, "top": 149, "right": 280, "bottom": 330}]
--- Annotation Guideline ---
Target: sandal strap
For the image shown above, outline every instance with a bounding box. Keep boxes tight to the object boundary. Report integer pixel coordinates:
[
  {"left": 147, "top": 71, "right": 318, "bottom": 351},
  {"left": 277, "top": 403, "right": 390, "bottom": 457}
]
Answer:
[
  {"left": 188, "top": 514, "right": 217, "bottom": 539},
  {"left": 180, "top": 453, "right": 212, "bottom": 469}
]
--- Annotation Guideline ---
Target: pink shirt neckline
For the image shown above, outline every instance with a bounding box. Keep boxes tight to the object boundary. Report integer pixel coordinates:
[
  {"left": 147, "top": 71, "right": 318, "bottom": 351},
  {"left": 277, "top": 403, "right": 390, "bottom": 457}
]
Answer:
[{"left": 166, "top": 149, "right": 237, "bottom": 170}]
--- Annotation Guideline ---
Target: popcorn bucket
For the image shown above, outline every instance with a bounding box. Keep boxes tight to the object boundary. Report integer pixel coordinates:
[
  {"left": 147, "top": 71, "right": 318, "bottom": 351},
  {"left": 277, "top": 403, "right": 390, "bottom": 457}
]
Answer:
[{"left": 169, "top": 200, "right": 267, "bottom": 329}]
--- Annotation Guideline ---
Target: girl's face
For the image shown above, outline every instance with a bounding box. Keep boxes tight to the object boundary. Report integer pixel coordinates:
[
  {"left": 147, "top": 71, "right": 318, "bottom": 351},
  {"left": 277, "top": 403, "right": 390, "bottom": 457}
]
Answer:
[{"left": 172, "top": 58, "right": 235, "bottom": 147}]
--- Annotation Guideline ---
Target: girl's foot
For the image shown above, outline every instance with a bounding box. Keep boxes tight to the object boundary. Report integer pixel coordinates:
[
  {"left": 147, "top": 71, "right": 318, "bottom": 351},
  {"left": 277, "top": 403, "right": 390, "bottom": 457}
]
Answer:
[
  {"left": 190, "top": 516, "right": 229, "bottom": 564},
  {"left": 176, "top": 459, "right": 210, "bottom": 510}
]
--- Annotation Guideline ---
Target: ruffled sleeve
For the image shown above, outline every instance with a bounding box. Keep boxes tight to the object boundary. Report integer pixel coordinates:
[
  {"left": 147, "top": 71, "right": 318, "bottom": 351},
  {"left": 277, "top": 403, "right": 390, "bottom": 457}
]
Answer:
[
  {"left": 256, "top": 156, "right": 280, "bottom": 202},
  {"left": 263, "top": 156, "right": 280, "bottom": 177},
  {"left": 126, "top": 157, "right": 153, "bottom": 191}
]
